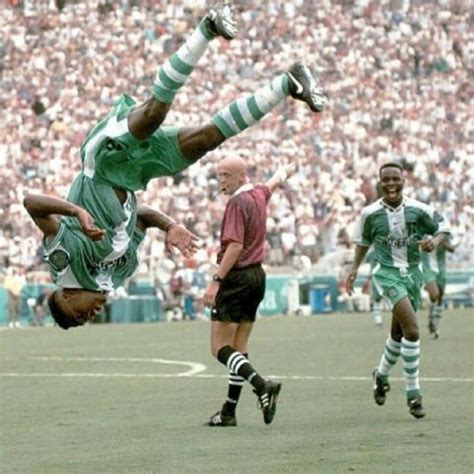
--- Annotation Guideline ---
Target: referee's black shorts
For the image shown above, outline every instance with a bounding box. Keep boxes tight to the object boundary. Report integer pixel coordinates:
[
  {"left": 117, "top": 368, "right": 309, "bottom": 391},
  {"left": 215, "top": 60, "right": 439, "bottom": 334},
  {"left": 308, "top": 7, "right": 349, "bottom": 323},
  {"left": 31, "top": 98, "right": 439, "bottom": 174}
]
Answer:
[{"left": 211, "top": 264, "right": 266, "bottom": 323}]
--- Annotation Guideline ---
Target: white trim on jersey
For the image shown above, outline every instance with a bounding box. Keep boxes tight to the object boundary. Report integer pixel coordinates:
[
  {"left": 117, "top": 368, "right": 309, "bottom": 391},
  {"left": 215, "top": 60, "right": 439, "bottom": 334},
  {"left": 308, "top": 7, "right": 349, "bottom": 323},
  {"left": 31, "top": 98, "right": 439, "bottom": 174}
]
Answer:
[
  {"left": 103, "top": 192, "right": 133, "bottom": 263},
  {"left": 386, "top": 202, "right": 409, "bottom": 269},
  {"left": 83, "top": 114, "right": 129, "bottom": 179}
]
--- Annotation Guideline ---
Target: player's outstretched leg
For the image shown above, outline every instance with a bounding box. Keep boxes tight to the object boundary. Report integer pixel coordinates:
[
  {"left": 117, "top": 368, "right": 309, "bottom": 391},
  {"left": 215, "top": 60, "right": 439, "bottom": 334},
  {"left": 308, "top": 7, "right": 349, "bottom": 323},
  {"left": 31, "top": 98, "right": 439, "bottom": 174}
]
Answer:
[
  {"left": 206, "top": 3, "right": 238, "bottom": 40},
  {"left": 287, "top": 63, "right": 327, "bottom": 112},
  {"left": 213, "top": 64, "right": 326, "bottom": 139},
  {"left": 178, "top": 64, "right": 326, "bottom": 161},
  {"left": 372, "top": 336, "right": 401, "bottom": 406},
  {"left": 129, "top": 4, "right": 238, "bottom": 140},
  {"left": 152, "top": 4, "right": 238, "bottom": 105}
]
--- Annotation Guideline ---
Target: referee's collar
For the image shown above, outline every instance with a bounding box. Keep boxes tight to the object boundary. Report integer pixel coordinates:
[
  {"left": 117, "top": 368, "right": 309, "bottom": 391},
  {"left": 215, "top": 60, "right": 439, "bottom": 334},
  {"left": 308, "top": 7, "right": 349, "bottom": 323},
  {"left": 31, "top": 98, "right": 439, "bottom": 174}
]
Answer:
[{"left": 232, "top": 183, "right": 254, "bottom": 197}]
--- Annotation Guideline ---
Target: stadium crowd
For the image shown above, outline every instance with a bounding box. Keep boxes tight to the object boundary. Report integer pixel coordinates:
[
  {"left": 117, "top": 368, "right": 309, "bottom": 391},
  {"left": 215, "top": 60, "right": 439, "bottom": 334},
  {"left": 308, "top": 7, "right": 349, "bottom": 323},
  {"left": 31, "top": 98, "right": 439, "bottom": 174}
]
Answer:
[{"left": 1, "top": 0, "right": 473, "bottom": 284}]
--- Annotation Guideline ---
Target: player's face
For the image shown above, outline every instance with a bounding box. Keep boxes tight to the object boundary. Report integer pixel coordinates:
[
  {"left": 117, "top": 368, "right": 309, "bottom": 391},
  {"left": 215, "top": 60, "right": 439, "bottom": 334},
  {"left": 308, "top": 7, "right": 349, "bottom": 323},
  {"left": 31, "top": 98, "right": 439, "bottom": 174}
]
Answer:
[
  {"left": 56, "top": 289, "right": 107, "bottom": 326},
  {"left": 379, "top": 166, "right": 404, "bottom": 206}
]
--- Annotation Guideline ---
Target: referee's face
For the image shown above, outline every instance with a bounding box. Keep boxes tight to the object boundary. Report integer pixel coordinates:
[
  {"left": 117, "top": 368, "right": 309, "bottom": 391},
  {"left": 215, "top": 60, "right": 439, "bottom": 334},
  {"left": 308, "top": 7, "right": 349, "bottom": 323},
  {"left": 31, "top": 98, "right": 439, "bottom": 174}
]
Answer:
[{"left": 217, "top": 162, "right": 245, "bottom": 195}]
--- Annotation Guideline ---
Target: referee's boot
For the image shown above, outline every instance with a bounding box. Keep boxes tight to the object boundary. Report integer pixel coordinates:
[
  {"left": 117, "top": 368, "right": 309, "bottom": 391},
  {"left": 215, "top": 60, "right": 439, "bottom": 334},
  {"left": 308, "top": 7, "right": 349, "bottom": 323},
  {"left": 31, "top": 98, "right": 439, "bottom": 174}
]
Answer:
[
  {"left": 205, "top": 409, "right": 237, "bottom": 427},
  {"left": 373, "top": 368, "right": 390, "bottom": 406},
  {"left": 287, "top": 63, "right": 327, "bottom": 113},
  {"left": 205, "top": 4, "right": 238, "bottom": 40},
  {"left": 254, "top": 379, "right": 282, "bottom": 425}
]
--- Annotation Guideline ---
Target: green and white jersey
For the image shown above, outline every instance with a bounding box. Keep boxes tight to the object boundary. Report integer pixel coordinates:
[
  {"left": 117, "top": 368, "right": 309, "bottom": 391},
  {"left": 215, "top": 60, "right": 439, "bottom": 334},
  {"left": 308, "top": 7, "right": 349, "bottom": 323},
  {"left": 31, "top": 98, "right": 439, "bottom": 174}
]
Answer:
[
  {"left": 353, "top": 197, "right": 450, "bottom": 270},
  {"left": 80, "top": 94, "right": 190, "bottom": 192},
  {"left": 43, "top": 174, "right": 145, "bottom": 292}
]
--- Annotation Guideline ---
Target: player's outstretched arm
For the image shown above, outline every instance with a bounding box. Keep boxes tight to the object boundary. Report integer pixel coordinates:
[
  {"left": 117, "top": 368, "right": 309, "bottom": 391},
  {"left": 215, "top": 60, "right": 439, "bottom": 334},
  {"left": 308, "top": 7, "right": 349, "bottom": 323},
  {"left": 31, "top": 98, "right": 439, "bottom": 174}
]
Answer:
[
  {"left": 137, "top": 205, "right": 199, "bottom": 258},
  {"left": 23, "top": 194, "right": 105, "bottom": 241},
  {"left": 265, "top": 163, "right": 297, "bottom": 193}
]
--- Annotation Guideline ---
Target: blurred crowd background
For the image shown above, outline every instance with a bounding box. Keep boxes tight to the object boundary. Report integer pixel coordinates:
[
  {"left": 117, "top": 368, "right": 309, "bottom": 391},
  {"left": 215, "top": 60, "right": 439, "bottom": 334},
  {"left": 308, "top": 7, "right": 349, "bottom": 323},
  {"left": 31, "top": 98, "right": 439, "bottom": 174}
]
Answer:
[{"left": 1, "top": 0, "right": 473, "bottom": 288}]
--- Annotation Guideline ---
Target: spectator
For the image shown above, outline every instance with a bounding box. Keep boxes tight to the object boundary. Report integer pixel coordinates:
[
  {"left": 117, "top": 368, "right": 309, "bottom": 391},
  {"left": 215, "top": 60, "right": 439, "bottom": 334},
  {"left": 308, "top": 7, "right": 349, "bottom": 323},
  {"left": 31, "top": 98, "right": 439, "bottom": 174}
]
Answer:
[{"left": 1, "top": 0, "right": 472, "bottom": 277}]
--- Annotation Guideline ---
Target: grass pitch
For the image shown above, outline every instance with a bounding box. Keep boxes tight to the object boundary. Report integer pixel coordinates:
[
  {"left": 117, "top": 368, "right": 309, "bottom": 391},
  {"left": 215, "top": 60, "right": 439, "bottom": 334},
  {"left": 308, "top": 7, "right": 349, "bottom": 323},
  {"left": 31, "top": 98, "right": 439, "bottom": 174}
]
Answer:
[{"left": 1, "top": 309, "right": 473, "bottom": 474}]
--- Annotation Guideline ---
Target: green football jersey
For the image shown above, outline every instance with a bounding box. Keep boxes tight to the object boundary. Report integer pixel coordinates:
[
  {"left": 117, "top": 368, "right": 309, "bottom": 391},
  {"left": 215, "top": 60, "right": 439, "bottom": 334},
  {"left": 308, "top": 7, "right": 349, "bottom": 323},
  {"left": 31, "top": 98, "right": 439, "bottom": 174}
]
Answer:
[
  {"left": 80, "top": 94, "right": 191, "bottom": 192},
  {"left": 354, "top": 198, "right": 450, "bottom": 269},
  {"left": 43, "top": 175, "right": 145, "bottom": 292},
  {"left": 42, "top": 93, "right": 195, "bottom": 291}
]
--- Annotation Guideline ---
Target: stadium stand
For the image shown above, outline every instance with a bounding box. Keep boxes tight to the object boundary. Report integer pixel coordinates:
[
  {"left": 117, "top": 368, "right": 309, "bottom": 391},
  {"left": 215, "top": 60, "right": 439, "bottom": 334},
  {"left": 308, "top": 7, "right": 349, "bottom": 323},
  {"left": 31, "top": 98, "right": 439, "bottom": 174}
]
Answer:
[{"left": 1, "top": 0, "right": 472, "bottom": 323}]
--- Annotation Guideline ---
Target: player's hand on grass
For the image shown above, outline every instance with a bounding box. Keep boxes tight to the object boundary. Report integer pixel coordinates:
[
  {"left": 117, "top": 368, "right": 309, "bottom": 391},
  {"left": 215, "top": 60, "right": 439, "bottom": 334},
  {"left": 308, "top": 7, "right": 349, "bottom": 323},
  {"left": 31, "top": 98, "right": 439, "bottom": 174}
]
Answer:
[
  {"left": 418, "top": 239, "right": 434, "bottom": 252},
  {"left": 165, "top": 224, "right": 199, "bottom": 258},
  {"left": 75, "top": 208, "right": 106, "bottom": 241},
  {"left": 346, "top": 270, "right": 358, "bottom": 296}
]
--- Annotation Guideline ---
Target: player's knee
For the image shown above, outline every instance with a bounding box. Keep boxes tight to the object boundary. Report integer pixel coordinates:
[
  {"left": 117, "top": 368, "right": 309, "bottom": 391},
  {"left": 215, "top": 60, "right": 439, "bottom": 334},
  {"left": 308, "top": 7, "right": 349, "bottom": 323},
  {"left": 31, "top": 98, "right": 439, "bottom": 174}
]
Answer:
[{"left": 403, "top": 327, "right": 420, "bottom": 341}]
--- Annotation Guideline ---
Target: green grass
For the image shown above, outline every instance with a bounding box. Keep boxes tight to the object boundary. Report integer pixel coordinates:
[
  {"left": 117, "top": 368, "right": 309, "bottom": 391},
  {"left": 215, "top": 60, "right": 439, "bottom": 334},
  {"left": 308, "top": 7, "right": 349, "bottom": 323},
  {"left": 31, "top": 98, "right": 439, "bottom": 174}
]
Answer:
[{"left": 1, "top": 310, "right": 473, "bottom": 474}]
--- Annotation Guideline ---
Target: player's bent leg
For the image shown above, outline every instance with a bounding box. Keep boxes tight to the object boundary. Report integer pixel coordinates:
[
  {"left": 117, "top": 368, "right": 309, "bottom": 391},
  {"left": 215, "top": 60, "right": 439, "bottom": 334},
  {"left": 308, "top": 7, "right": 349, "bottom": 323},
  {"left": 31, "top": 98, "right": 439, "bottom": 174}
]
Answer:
[
  {"left": 393, "top": 298, "right": 425, "bottom": 418},
  {"left": 135, "top": 6, "right": 237, "bottom": 143},
  {"left": 393, "top": 297, "right": 419, "bottom": 341},
  {"left": 373, "top": 319, "right": 402, "bottom": 406},
  {"left": 128, "top": 99, "right": 172, "bottom": 141}
]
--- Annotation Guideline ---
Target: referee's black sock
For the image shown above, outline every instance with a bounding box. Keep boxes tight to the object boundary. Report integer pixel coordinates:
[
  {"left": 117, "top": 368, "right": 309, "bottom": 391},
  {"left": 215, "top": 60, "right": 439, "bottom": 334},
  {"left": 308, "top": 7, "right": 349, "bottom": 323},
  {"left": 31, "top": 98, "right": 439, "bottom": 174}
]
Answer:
[
  {"left": 222, "top": 352, "right": 248, "bottom": 416},
  {"left": 217, "top": 346, "right": 266, "bottom": 394}
]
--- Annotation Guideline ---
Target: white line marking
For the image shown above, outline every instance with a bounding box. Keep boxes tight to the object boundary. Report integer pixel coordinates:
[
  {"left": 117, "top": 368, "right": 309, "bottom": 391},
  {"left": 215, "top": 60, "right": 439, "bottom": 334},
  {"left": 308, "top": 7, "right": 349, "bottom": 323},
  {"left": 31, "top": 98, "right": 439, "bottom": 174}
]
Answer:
[
  {"left": 0, "top": 357, "right": 472, "bottom": 382},
  {"left": 0, "top": 373, "right": 472, "bottom": 383},
  {"left": 0, "top": 356, "right": 206, "bottom": 377}
]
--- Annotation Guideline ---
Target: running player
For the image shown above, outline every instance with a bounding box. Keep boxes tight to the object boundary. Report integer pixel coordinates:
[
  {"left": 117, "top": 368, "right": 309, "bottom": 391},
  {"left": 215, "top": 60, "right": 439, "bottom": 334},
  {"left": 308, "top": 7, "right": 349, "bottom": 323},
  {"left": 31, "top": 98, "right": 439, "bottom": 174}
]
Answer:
[
  {"left": 346, "top": 162, "right": 450, "bottom": 418},
  {"left": 421, "top": 239, "right": 456, "bottom": 338},
  {"left": 23, "top": 5, "right": 327, "bottom": 329}
]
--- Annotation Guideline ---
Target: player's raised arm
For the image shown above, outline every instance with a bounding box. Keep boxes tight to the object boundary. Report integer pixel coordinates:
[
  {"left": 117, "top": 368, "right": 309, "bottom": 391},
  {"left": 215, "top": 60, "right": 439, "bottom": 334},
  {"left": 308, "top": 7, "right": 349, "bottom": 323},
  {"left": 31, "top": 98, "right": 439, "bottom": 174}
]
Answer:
[
  {"left": 23, "top": 194, "right": 105, "bottom": 241},
  {"left": 136, "top": 205, "right": 199, "bottom": 258}
]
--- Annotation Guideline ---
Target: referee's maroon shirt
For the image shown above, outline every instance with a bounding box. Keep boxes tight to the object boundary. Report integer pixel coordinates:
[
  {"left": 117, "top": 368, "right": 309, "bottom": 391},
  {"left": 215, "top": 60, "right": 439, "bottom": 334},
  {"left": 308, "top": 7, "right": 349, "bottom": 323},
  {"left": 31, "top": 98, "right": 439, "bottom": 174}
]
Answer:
[{"left": 217, "top": 184, "right": 271, "bottom": 268}]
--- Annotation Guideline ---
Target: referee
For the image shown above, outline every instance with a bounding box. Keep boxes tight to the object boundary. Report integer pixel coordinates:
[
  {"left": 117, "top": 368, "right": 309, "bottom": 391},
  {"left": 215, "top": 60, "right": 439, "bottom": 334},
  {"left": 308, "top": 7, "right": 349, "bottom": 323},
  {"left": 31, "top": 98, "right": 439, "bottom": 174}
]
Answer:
[{"left": 204, "top": 157, "right": 295, "bottom": 427}]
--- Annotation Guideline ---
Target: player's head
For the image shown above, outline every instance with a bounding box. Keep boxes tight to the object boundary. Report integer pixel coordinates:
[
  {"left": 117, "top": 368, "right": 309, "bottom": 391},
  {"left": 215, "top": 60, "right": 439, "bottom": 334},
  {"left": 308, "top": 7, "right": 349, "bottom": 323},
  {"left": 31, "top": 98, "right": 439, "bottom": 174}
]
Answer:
[
  {"left": 217, "top": 157, "right": 247, "bottom": 195},
  {"left": 379, "top": 162, "right": 405, "bottom": 206},
  {"left": 48, "top": 289, "right": 107, "bottom": 330}
]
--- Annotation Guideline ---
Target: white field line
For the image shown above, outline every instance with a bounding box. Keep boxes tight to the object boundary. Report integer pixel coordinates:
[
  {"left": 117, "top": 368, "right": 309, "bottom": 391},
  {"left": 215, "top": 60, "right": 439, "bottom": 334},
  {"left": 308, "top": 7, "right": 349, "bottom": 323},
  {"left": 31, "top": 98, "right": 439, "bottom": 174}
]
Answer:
[{"left": 0, "top": 356, "right": 472, "bottom": 382}]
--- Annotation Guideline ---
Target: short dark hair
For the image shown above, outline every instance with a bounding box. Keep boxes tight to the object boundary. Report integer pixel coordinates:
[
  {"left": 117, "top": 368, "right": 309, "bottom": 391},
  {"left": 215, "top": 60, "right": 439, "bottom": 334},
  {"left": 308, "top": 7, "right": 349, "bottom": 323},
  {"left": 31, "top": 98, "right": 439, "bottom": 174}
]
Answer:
[
  {"left": 47, "top": 291, "right": 81, "bottom": 330},
  {"left": 379, "top": 162, "right": 404, "bottom": 177}
]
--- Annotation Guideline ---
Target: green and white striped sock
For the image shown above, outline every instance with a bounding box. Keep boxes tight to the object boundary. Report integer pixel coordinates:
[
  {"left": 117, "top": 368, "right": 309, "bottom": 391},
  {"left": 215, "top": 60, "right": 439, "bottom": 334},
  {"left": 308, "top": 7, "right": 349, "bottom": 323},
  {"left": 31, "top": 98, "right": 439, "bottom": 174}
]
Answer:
[
  {"left": 373, "top": 301, "right": 383, "bottom": 326},
  {"left": 377, "top": 336, "right": 401, "bottom": 377},
  {"left": 401, "top": 337, "right": 421, "bottom": 398},
  {"left": 152, "top": 18, "right": 214, "bottom": 104},
  {"left": 213, "top": 74, "right": 291, "bottom": 138},
  {"left": 434, "top": 304, "right": 443, "bottom": 320}
]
